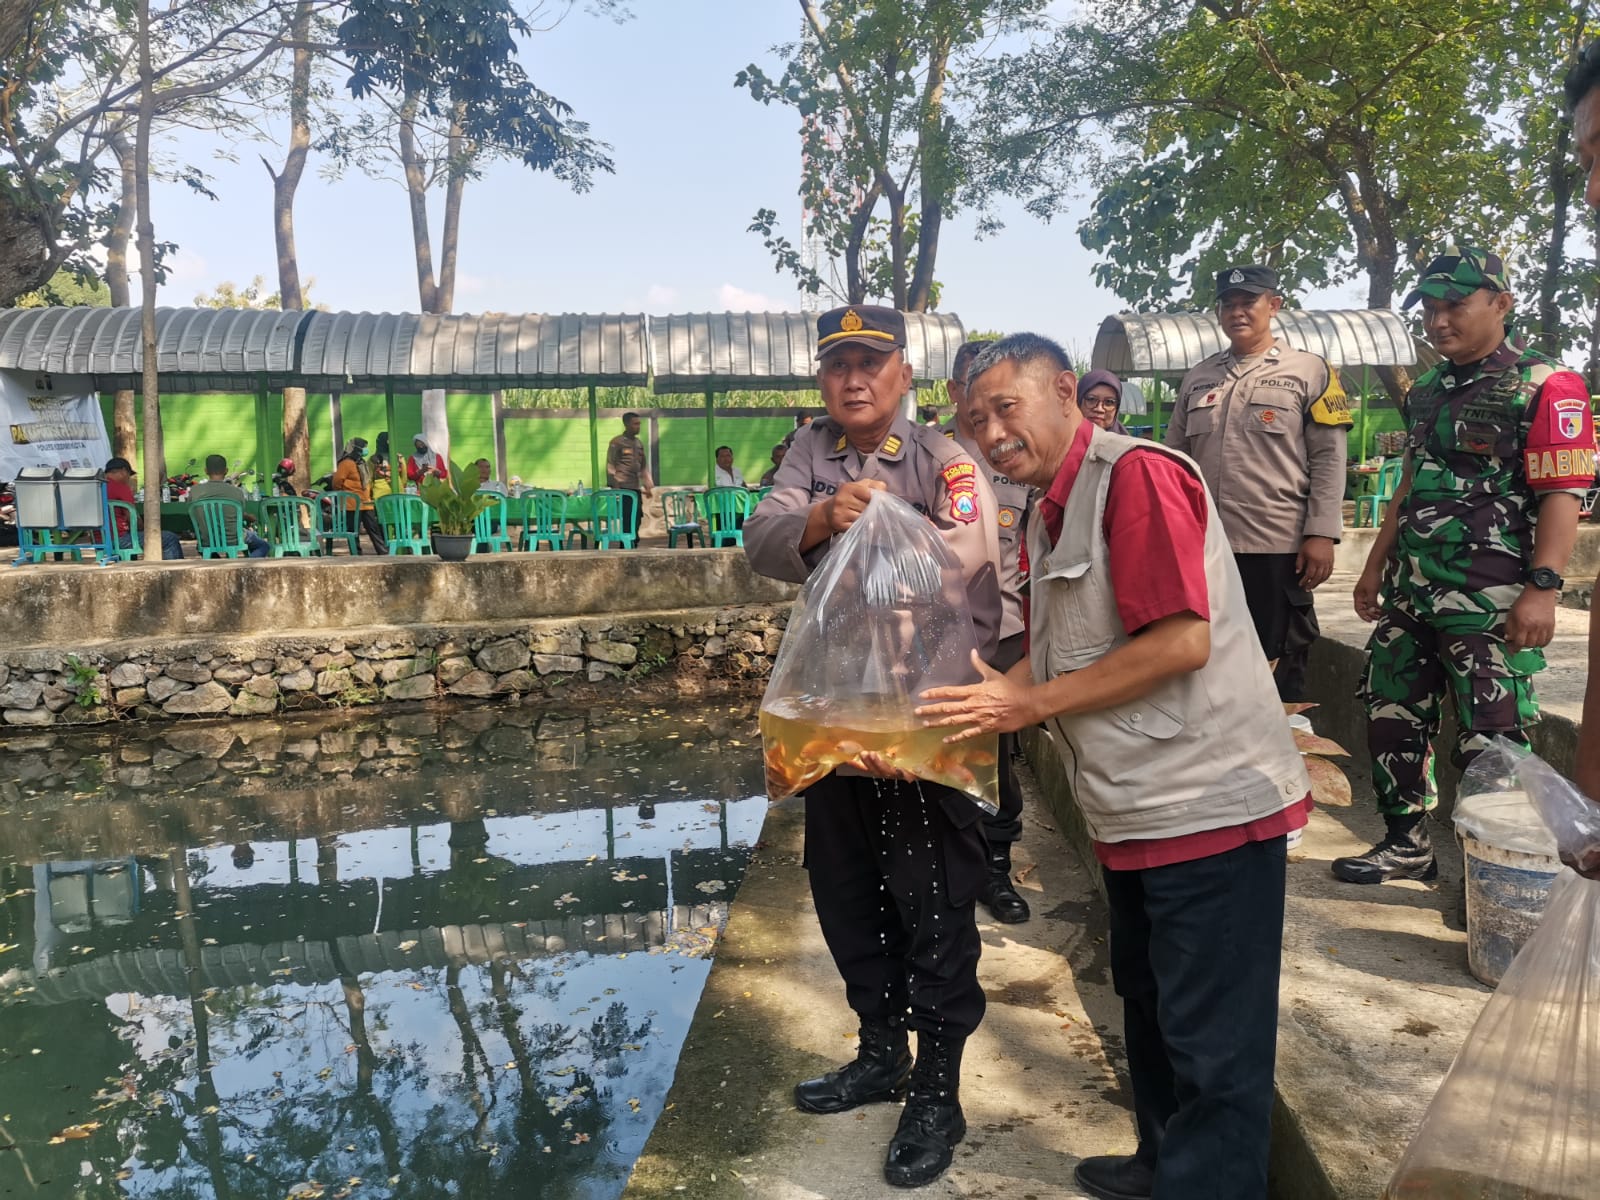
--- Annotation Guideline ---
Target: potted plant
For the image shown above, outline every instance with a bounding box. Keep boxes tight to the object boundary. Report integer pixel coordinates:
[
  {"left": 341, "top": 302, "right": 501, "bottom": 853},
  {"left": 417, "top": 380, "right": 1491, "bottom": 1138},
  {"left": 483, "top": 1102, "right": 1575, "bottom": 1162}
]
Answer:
[{"left": 418, "top": 460, "right": 495, "bottom": 562}]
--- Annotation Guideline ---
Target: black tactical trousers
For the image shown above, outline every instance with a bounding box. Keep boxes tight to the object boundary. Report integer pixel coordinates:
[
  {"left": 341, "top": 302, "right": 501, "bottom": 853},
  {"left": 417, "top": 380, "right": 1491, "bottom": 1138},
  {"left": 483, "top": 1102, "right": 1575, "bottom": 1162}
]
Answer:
[
  {"left": 982, "top": 632, "right": 1027, "bottom": 845},
  {"left": 803, "top": 772, "right": 988, "bottom": 1038},
  {"left": 1234, "top": 552, "right": 1318, "bottom": 702}
]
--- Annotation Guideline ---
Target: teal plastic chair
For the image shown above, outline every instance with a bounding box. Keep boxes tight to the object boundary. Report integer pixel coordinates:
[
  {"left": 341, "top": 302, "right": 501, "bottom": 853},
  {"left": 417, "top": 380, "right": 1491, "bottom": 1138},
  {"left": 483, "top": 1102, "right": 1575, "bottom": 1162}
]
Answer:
[
  {"left": 744, "top": 486, "right": 772, "bottom": 514},
  {"left": 661, "top": 490, "right": 704, "bottom": 548},
  {"left": 108, "top": 501, "right": 143, "bottom": 560},
  {"left": 262, "top": 495, "right": 320, "bottom": 557},
  {"left": 592, "top": 488, "right": 638, "bottom": 549},
  {"left": 521, "top": 490, "right": 568, "bottom": 551},
  {"left": 314, "top": 490, "right": 361, "bottom": 555},
  {"left": 472, "top": 491, "right": 514, "bottom": 553},
  {"left": 192, "top": 498, "right": 248, "bottom": 559},
  {"left": 701, "top": 487, "right": 747, "bottom": 548},
  {"left": 1354, "top": 460, "right": 1404, "bottom": 528},
  {"left": 376, "top": 493, "right": 433, "bottom": 555}
]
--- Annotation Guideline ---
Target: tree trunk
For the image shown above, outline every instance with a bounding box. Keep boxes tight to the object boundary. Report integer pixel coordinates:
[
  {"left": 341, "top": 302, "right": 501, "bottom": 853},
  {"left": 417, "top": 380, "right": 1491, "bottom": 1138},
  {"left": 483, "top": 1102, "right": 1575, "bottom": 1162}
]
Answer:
[
  {"left": 906, "top": 41, "right": 950, "bottom": 313},
  {"left": 435, "top": 102, "right": 468, "bottom": 314},
  {"left": 1537, "top": 119, "right": 1574, "bottom": 358},
  {"left": 135, "top": 0, "right": 165, "bottom": 551},
  {"left": 884, "top": 179, "right": 908, "bottom": 310},
  {"left": 107, "top": 131, "right": 138, "bottom": 459},
  {"left": 398, "top": 91, "right": 437, "bottom": 314},
  {"left": 268, "top": 0, "right": 313, "bottom": 489},
  {"left": 843, "top": 180, "right": 882, "bottom": 306}
]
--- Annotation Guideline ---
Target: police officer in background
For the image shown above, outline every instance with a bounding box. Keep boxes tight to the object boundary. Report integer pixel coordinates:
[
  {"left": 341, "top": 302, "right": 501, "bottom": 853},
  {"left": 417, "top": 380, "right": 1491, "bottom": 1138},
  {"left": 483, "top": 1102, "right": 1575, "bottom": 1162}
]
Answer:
[
  {"left": 1165, "top": 265, "right": 1351, "bottom": 699},
  {"left": 745, "top": 305, "right": 1002, "bottom": 1189},
  {"left": 947, "top": 337, "right": 1034, "bottom": 924}
]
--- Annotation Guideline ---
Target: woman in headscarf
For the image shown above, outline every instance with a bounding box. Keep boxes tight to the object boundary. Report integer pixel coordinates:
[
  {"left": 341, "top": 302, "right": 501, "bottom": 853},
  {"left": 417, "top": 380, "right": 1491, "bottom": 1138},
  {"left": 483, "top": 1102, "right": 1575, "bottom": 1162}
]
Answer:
[
  {"left": 406, "top": 435, "right": 448, "bottom": 484},
  {"left": 1077, "top": 369, "right": 1131, "bottom": 436},
  {"left": 331, "top": 438, "right": 387, "bottom": 554}
]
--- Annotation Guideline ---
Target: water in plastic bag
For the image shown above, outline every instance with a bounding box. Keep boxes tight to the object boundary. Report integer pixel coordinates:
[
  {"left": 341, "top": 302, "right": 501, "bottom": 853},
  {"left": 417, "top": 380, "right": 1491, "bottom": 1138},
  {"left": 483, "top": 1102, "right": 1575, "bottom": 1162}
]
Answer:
[
  {"left": 1383, "top": 741, "right": 1600, "bottom": 1199},
  {"left": 759, "top": 491, "right": 999, "bottom": 812}
]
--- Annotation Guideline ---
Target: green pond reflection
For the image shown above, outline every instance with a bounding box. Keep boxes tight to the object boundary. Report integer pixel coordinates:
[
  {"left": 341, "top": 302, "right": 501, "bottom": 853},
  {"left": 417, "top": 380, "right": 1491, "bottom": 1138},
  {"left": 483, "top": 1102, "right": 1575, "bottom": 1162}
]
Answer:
[{"left": 0, "top": 700, "right": 767, "bottom": 1198}]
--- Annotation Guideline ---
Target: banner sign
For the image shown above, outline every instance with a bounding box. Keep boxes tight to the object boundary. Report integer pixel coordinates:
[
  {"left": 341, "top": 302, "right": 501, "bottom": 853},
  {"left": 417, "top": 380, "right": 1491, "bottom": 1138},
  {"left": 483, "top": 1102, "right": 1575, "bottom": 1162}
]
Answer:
[{"left": 0, "top": 375, "right": 111, "bottom": 481}]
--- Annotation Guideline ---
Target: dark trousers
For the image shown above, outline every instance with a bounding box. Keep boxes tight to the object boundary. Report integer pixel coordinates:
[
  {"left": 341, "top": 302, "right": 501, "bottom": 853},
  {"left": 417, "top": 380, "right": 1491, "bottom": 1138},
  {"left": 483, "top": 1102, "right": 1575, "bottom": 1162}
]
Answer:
[
  {"left": 804, "top": 772, "right": 988, "bottom": 1038},
  {"left": 618, "top": 489, "right": 640, "bottom": 541},
  {"left": 1234, "top": 552, "right": 1318, "bottom": 702},
  {"left": 983, "top": 632, "right": 1027, "bottom": 846},
  {"left": 1103, "top": 838, "right": 1287, "bottom": 1200},
  {"left": 358, "top": 511, "right": 388, "bottom": 555}
]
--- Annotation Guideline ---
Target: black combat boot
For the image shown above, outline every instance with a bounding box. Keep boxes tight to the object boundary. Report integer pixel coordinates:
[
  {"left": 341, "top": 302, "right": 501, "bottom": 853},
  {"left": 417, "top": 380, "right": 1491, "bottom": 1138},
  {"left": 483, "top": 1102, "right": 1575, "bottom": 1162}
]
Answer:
[
  {"left": 979, "top": 843, "right": 1031, "bottom": 924},
  {"left": 883, "top": 1032, "right": 966, "bottom": 1188},
  {"left": 1331, "top": 812, "right": 1438, "bottom": 884},
  {"left": 794, "top": 1017, "right": 911, "bottom": 1114},
  {"left": 1073, "top": 1153, "right": 1156, "bottom": 1200}
]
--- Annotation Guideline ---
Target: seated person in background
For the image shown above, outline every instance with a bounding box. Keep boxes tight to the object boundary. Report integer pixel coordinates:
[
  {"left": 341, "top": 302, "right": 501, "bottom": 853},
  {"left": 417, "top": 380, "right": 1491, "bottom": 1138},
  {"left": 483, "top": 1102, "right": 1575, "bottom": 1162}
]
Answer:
[
  {"left": 714, "top": 445, "right": 747, "bottom": 488},
  {"left": 369, "top": 457, "right": 394, "bottom": 502},
  {"left": 1077, "top": 369, "right": 1132, "bottom": 435},
  {"left": 188, "top": 455, "right": 270, "bottom": 557},
  {"left": 104, "top": 457, "right": 184, "bottom": 560},
  {"left": 759, "top": 443, "right": 786, "bottom": 487},
  {"left": 474, "top": 458, "right": 506, "bottom": 494},
  {"left": 332, "top": 438, "right": 388, "bottom": 554},
  {"left": 780, "top": 411, "right": 814, "bottom": 448}
]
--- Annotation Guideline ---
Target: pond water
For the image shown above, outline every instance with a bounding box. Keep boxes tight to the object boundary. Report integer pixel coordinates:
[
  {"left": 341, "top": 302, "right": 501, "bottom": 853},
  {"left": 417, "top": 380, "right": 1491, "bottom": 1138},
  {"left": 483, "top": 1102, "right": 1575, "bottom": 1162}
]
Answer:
[{"left": 0, "top": 699, "right": 768, "bottom": 1198}]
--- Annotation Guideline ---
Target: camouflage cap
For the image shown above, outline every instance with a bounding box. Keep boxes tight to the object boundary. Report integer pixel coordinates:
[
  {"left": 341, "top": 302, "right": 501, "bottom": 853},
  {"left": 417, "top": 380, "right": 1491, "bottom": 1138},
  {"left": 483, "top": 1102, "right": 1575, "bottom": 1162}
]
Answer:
[{"left": 1401, "top": 245, "right": 1511, "bottom": 310}]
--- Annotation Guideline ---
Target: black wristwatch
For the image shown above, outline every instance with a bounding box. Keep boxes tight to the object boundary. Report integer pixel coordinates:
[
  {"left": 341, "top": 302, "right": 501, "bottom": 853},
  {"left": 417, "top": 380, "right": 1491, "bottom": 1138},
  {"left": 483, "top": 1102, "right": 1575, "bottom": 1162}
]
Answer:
[{"left": 1528, "top": 567, "right": 1564, "bottom": 591}]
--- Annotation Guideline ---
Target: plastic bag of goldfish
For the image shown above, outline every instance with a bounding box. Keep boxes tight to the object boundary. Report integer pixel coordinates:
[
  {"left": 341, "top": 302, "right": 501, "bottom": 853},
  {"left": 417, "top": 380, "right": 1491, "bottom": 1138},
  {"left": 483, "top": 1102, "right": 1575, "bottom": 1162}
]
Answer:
[{"left": 759, "top": 492, "right": 999, "bottom": 813}]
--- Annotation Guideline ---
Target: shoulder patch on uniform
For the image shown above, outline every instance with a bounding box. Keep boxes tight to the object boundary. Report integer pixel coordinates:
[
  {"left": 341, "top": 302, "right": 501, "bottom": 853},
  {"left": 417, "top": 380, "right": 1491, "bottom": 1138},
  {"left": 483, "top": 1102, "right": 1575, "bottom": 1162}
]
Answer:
[
  {"left": 834, "top": 434, "right": 848, "bottom": 452},
  {"left": 943, "top": 428, "right": 955, "bottom": 439},
  {"left": 941, "top": 461, "right": 980, "bottom": 524},
  {"left": 883, "top": 434, "right": 902, "bottom": 455},
  {"left": 1310, "top": 367, "right": 1353, "bottom": 427}
]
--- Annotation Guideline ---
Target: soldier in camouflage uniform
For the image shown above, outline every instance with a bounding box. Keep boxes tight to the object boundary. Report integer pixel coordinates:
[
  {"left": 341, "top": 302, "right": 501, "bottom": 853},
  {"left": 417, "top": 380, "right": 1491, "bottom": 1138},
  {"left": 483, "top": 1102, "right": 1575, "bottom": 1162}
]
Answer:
[{"left": 1335, "top": 247, "right": 1595, "bottom": 884}]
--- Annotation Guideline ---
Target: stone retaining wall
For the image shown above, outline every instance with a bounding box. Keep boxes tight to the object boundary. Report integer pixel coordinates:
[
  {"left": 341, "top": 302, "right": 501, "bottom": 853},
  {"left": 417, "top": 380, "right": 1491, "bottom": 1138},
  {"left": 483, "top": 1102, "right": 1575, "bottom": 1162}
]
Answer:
[{"left": 0, "top": 605, "right": 791, "bottom": 730}]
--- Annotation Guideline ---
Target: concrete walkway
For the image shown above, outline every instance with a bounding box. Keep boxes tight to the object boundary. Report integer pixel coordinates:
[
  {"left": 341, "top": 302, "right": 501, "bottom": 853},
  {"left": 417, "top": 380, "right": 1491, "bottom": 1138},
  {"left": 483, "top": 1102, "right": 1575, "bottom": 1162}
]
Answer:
[{"left": 626, "top": 572, "right": 1595, "bottom": 1199}]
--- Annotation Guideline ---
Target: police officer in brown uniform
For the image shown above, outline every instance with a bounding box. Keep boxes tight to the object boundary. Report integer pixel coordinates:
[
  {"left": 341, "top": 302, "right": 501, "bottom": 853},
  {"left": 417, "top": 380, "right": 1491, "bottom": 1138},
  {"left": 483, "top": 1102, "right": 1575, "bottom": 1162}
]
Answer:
[
  {"left": 745, "top": 305, "right": 1002, "bottom": 1189},
  {"left": 946, "top": 338, "right": 1033, "bottom": 924},
  {"left": 1165, "top": 265, "right": 1351, "bottom": 699}
]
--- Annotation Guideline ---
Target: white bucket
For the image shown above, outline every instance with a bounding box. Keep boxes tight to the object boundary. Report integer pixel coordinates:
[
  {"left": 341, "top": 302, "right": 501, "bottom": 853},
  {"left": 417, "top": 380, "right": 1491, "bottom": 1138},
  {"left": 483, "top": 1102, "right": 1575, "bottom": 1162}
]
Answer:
[{"left": 1455, "top": 789, "right": 1563, "bottom": 986}]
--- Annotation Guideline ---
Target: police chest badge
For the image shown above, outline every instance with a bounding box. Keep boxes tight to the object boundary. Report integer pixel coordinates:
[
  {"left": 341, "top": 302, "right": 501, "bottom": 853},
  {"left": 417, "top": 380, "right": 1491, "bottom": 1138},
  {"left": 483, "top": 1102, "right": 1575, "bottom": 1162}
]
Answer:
[
  {"left": 1555, "top": 397, "right": 1587, "bottom": 440},
  {"left": 941, "top": 461, "right": 980, "bottom": 524},
  {"left": 1193, "top": 390, "right": 1221, "bottom": 410}
]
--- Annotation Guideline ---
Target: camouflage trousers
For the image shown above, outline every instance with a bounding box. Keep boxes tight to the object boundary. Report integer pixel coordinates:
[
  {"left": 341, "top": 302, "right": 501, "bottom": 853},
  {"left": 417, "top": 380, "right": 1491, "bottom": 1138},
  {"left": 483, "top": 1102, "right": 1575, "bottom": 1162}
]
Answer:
[{"left": 1361, "top": 604, "right": 1542, "bottom": 817}]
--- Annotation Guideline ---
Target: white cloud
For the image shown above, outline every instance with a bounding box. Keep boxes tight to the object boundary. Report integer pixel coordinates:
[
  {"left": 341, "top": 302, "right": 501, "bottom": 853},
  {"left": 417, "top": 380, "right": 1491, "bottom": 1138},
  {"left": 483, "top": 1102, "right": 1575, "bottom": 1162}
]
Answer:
[
  {"left": 645, "top": 283, "right": 678, "bottom": 307},
  {"left": 717, "top": 283, "right": 781, "bottom": 312},
  {"left": 132, "top": 247, "right": 210, "bottom": 304}
]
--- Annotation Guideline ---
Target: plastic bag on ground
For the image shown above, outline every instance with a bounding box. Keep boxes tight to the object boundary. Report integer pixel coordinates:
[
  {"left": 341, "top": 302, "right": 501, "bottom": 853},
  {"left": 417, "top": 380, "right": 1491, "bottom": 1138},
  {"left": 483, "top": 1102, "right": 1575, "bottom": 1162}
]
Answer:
[
  {"left": 1453, "top": 740, "right": 1560, "bottom": 859},
  {"left": 760, "top": 491, "right": 999, "bottom": 812},
  {"left": 1384, "top": 744, "right": 1600, "bottom": 1199}
]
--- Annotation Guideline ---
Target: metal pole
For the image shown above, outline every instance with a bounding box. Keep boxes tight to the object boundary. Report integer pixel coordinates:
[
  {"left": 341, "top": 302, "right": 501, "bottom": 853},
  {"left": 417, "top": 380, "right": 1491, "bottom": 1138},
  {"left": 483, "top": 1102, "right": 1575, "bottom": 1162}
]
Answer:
[
  {"left": 1152, "top": 377, "right": 1165, "bottom": 442},
  {"left": 256, "top": 374, "right": 270, "bottom": 490},
  {"left": 588, "top": 384, "right": 600, "bottom": 491},
  {"left": 384, "top": 383, "right": 397, "bottom": 475},
  {"left": 1359, "top": 367, "right": 1371, "bottom": 461},
  {"left": 705, "top": 388, "right": 716, "bottom": 486}
]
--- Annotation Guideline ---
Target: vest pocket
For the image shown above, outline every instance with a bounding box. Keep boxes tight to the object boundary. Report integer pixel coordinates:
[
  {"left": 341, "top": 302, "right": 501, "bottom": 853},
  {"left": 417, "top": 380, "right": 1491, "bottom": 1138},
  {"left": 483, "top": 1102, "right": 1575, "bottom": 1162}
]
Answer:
[{"left": 1110, "top": 699, "right": 1184, "bottom": 739}]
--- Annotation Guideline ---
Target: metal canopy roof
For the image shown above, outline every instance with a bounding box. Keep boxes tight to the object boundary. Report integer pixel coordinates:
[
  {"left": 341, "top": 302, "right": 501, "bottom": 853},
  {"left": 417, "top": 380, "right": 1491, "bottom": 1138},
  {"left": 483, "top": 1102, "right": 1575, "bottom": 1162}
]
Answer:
[
  {"left": 296, "top": 311, "right": 649, "bottom": 390},
  {"left": 0, "top": 305, "right": 308, "bottom": 391},
  {"left": 650, "top": 310, "right": 968, "bottom": 393},
  {"left": 1092, "top": 308, "right": 1424, "bottom": 375}
]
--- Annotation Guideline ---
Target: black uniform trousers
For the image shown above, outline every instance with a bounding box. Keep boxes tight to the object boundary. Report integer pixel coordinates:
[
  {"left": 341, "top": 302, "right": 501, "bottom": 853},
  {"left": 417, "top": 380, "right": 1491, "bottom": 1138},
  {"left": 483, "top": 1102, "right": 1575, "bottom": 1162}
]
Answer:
[
  {"left": 803, "top": 771, "right": 988, "bottom": 1038},
  {"left": 1103, "top": 837, "right": 1287, "bottom": 1200},
  {"left": 982, "top": 632, "right": 1027, "bottom": 845},
  {"left": 1234, "top": 552, "right": 1318, "bottom": 702}
]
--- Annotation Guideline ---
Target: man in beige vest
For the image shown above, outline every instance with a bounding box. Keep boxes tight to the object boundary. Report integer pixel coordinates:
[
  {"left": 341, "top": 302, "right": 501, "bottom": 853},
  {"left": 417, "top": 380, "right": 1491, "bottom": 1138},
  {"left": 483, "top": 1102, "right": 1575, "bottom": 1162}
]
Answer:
[{"left": 919, "top": 333, "right": 1310, "bottom": 1200}]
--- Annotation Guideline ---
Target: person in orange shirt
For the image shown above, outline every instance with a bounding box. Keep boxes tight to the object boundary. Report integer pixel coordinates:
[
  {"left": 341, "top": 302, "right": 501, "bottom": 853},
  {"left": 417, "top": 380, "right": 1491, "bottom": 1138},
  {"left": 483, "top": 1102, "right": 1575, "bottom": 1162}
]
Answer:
[{"left": 331, "top": 439, "right": 387, "bottom": 554}]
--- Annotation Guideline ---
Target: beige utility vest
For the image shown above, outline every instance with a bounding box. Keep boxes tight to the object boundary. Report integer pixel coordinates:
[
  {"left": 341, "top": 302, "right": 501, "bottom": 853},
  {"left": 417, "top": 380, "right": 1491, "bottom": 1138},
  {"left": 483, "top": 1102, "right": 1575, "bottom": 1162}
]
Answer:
[{"left": 1027, "top": 429, "right": 1309, "bottom": 843}]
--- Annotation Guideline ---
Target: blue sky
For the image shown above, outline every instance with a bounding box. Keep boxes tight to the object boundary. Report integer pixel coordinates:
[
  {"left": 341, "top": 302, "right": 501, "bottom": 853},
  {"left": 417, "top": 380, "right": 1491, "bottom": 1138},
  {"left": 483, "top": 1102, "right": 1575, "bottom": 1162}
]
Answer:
[{"left": 139, "top": 0, "right": 1368, "bottom": 359}]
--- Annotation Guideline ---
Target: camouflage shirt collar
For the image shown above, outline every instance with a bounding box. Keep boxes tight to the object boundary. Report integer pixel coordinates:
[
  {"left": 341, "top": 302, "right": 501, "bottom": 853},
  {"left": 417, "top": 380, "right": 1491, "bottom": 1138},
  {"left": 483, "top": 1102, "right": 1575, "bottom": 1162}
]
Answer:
[{"left": 1437, "top": 340, "right": 1518, "bottom": 389}]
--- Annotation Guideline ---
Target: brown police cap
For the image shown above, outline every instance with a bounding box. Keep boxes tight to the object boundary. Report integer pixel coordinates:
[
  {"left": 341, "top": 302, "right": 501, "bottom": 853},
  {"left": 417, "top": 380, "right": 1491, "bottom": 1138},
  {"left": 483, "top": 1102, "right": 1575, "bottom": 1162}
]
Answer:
[{"left": 816, "top": 305, "right": 907, "bottom": 357}]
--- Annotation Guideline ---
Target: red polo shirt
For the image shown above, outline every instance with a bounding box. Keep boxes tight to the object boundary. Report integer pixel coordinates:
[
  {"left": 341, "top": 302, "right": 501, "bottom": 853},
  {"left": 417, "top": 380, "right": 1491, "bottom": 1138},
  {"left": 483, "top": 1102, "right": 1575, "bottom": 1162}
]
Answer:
[{"left": 1033, "top": 420, "right": 1310, "bottom": 871}]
